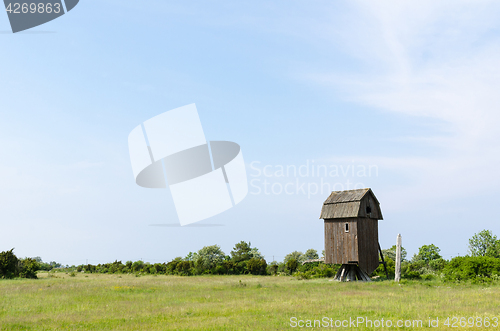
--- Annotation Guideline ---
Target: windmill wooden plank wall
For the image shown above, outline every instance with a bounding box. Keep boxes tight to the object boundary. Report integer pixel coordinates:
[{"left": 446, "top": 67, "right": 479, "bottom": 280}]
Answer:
[{"left": 320, "top": 188, "right": 382, "bottom": 276}]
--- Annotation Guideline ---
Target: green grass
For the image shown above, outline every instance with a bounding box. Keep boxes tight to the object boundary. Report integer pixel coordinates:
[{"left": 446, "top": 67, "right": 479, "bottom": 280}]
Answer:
[{"left": 1, "top": 273, "right": 499, "bottom": 330}]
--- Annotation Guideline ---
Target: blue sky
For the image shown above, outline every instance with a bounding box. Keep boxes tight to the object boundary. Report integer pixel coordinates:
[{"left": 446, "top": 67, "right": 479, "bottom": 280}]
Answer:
[{"left": 1, "top": 1, "right": 500, "bottom": 265}]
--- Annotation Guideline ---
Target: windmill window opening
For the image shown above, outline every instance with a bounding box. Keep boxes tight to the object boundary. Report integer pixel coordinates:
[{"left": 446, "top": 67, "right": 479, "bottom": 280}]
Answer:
[{"left": 345, "top": 223, "right": 349, "bottom": 232}]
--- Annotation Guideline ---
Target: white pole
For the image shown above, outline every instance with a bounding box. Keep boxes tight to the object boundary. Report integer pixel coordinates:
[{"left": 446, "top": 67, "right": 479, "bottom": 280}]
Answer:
[{"left": 395, "top": 234, "right": 402, "bottom": 282}]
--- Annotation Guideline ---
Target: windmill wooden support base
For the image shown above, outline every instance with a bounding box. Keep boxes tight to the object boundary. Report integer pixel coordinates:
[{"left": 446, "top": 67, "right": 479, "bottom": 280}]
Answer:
[{"left": 334, "top": 264, "right": 372, "bottom": 282}]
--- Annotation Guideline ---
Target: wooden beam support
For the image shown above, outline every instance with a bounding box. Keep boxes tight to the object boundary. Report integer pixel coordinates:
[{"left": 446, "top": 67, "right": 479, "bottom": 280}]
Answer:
[
  {"left": 334, "top": 264, "right": 372, "bottom": 282},
  {"left": 378, "top": 242, "right": 389, "bottom": 279}
]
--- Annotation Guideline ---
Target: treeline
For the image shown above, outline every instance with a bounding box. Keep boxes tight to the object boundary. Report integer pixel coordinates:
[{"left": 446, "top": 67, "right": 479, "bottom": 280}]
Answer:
[
  {"left": 2, "top": 230, "right": 500, "bottom": 283},
  {"left": 72, "top": 230, "right": 500, "bottom": 283},
  {"left": 370, "top": 230, "right": 500, "bottom": 283},
  {"left": 0, "top": 250, "right": 65, "bottom": 279},
  {"left": 75, "top": 242, "right": 337, "bottom": 278},
  {"left": 0, "top": 249, "right": 40, "bottom": 279}
]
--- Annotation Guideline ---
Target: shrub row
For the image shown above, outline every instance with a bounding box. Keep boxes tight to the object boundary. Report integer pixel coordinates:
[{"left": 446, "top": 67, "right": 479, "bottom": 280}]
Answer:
[
  {"left": 0, "top": 249, "right": 40, "bottom": 279},
  {"left": 443, "top": 256, "right": 500, "bottom": 283},
  {"left": 75, "top": 258, "right": 340, "bottom": 278},
  {"left": 75, "top": 258, "right": 269, "bottom": 276},
  {"left": 73, "top": 243, "right": 335, "bottom": 278},
  {"left": 5, "top": 234, "right": 500, "bottom": 283}
]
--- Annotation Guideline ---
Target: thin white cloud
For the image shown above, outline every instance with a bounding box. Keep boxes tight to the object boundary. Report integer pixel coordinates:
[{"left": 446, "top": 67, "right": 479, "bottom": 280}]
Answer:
[{"left": 307, "top": 1, "right": 500, "bottom": 204}]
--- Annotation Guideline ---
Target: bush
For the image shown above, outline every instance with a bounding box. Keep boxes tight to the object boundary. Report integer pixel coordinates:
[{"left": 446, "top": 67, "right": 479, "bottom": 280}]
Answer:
[
  {"left": 267, "top": 262, "right": 278, "bottom": 275},
  {"left": 371, "top": 257, "right": 395, "bottom": 278},
  {"left": 214, "top": 265, "right": 226, "bottom": 275},
  {"left": 166, "top": 258, "right": 182, "bottom": 274},
  {"left": 18, "top": 258, "right": 40, "bottom": 279},
  {"left": 0, "top": 249, "right": 19, "bottom": 279},
  {"left": 108, "top": 261, "right": 124, "bottom": 274},
  {"left": 152, "top": 263, "right": 166, "bottom": 274},
  {"left": 443, "top": 256, "right": 500, "bottom": 283},
  {"left": 429, "top": 258, "right": 448, "bottom": 272},
  {"left": 311, "top": 263, "right": 336, "bottom": 278},
  {"left": 221, "top": 261, "right": 235, "bottom": 275},
  {"left": 299, "top": 261, "right": 320, "bottom": 273},
  {"left": 131, "top": 261, "right": 144, "bottom": 273},
  {"left": 403, "top": 270, "right": 421, "bottom": 279},
  {"left": 295, "top": 263, "right": 336, "bottom": 279},
  {"left": 247, "top": 258, "right": 267, "bottom": 275},
  {"left": 84, "top": 264, "right": 97, "bottom": 273},
  {"left": 422, "top": 273, "right": 435, "bottom": 281},
  {"left": 277, "top": 262, "right": 287, "bottom": 274},
  {"left": 402, "top": 260, "right": 427, "bottom": 279},
  {"left": 231, "top": 261, "right": 246, "bottom": 275},
  {"left": 286, "top": 258, "right": 298, "bottom": 274},
  {"left": 174, "top": 261, "right": 191, "bottom": 275},
  {"left": 294, "top": 271, "right": 311, "bottom": 280},
  {"left": 0, "top": 250, "right": 41, "bottom": 279}
]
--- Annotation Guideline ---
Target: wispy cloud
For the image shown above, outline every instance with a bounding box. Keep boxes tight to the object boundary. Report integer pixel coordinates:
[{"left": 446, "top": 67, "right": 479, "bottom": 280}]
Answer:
[{"left": 308, "top": 1, "right": 500, "bottom": 204}]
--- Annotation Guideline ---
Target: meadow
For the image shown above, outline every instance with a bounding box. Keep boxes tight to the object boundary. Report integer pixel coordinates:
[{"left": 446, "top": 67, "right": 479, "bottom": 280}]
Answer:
[{"left": 1, "top": 273, "right": 500, "bottom": 330}]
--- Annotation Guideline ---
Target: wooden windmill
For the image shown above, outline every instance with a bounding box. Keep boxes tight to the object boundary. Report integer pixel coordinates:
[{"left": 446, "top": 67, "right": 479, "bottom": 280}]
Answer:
[{"left": 320, "top": 188, "right": 387, "bottom": 281}]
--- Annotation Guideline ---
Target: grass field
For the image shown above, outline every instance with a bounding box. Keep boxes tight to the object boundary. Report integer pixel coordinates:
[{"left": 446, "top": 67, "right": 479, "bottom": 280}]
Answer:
[{"left": 1, "top": 273, "right": 500, "bottom": 330}]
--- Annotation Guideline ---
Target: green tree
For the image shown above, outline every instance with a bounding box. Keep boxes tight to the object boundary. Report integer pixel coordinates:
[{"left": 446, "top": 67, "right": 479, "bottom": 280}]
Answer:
[
  {"left": 197, "top": 245, "right": 225, "bottom": 271},
  {"left": 250, "top": 247, "right": 264, "bottom": 260},
  {"left": 382, "top": 245, "right": 407, "bottom": 262},
  {"left": 184, "top": 252, "right": 198, "bottom": 261},
  {"left": 284, "top": 251, "right": 304, "bottom": 264},
  {"left": 230, "top": 241, "right": 252, "bottom": 262},
  {"left": 286, "top": 258, "right": 299, "bottom": 273},
  {"left": 0, "top": 249, "right": 19, "bottom": 279},
  {"left": 246, "top": 258, "right": 267, "bottom": 275},
  {"left": 412, "top": 244, "right": 442, "bottom": 263},
  {"left": 19, "top": 258, "right": 40, "bottom": 279},
  {"left": 468, "top": 230, "right": 500, "bottom": 258},
  {"left": 304, "top": 249, "right": 319, "bottom": 260}
]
